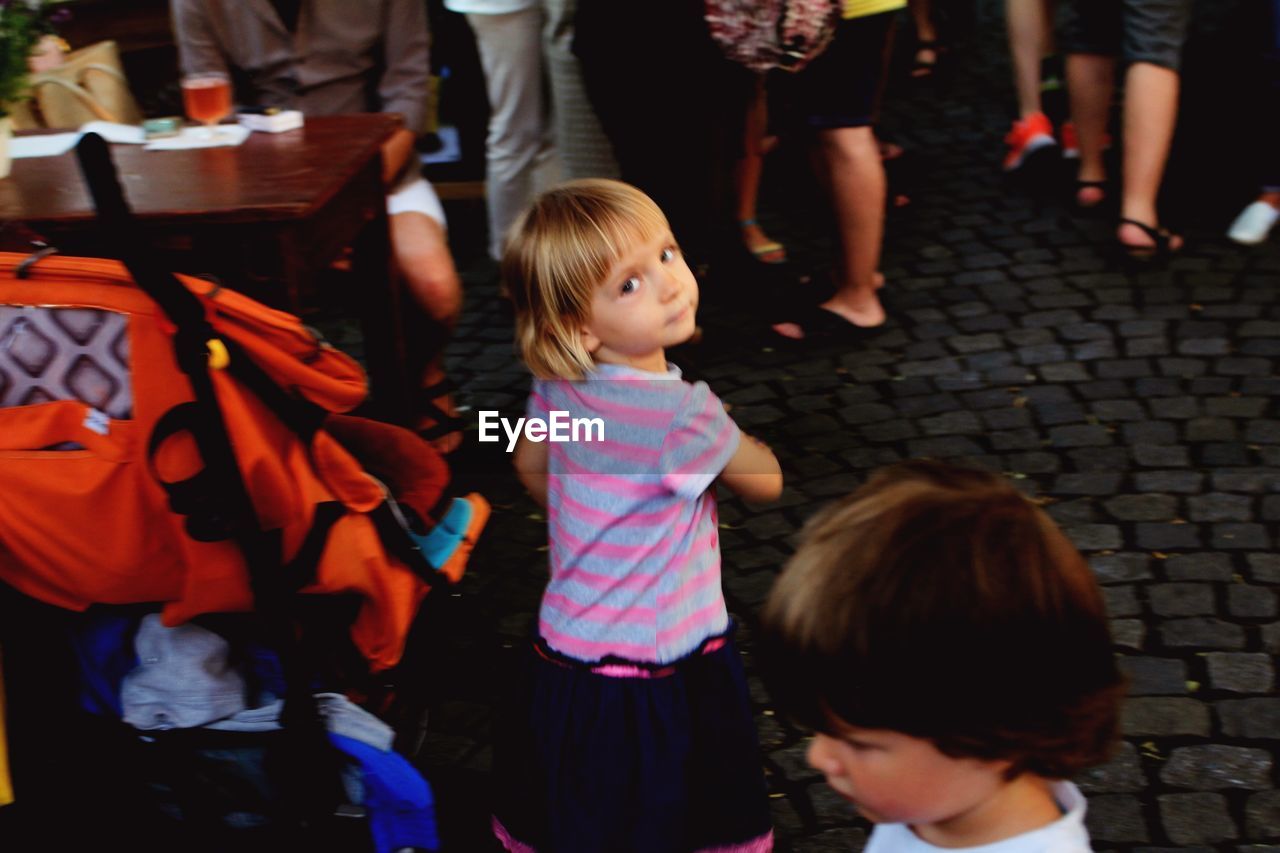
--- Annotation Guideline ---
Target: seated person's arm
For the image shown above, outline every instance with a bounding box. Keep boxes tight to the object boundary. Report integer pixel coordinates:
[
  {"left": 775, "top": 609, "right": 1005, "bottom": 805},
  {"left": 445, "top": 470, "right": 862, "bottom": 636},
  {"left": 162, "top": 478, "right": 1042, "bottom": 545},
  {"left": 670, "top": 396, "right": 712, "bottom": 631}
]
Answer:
[
  {"left": 718, "top": 432, "right": 783, "bottom": 504},
  {"left": 514, "top": 435, "right": 550, "bottom": 508},
  {"left": 381, "top": 128, "right": 418, "bottom": 187},
  {"left": 378, "top": 0, "right": 431, "bottom": 186}
]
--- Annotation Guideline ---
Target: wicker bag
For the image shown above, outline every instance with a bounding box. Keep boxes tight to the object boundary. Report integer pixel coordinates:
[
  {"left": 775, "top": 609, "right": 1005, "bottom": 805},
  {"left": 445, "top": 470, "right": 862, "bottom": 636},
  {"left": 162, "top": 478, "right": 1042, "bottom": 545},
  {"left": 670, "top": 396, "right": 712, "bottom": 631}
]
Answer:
[{"left": 8, "top": 40, "right": 143, "bottom": 129}]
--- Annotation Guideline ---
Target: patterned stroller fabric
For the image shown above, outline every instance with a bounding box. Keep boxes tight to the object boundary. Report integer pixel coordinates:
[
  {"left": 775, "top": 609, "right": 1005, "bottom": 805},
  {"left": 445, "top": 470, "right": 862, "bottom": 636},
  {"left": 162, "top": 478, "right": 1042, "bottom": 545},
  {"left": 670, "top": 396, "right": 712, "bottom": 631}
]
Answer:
[{"left": 0, "top": 252, "right": 459, "bottom": 671}]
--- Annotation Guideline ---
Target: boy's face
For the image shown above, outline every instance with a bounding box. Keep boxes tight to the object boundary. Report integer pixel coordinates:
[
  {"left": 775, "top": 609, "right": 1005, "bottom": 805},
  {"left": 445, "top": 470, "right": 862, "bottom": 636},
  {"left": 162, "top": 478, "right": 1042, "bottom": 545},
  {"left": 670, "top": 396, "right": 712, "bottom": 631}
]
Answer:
[
  {"left": 807, "top": 726, "right": 1012, "bottom": 829},
  {"left": 579, "top": 228, "right": 698, "bottom": 374}
]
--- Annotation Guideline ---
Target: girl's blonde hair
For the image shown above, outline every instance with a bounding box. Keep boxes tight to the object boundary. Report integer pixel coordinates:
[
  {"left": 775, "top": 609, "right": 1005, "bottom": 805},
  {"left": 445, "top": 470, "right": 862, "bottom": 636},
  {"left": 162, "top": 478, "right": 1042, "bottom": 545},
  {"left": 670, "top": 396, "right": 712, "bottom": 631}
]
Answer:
[{"left": 502, "top": 179, "right": 670, "bottom": 379}]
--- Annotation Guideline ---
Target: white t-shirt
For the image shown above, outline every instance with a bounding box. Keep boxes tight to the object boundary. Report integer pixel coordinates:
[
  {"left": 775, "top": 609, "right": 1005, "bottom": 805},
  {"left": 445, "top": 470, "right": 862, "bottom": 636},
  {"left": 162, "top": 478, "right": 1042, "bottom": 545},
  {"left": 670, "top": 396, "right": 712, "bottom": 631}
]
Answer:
[
  {"left": 864, "top": 782, "right": 1091, "bottom": 853},
  {"left": 442, "top": 0, "right": 536, "bottom": 13}
]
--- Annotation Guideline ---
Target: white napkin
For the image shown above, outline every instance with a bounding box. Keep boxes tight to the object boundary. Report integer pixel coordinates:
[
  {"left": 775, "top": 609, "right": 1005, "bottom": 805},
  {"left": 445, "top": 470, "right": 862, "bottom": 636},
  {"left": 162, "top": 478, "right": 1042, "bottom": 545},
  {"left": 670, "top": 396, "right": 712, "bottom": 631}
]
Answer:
[
  {"left": 144, "top": 124, "right": 250, "bottom": 151},
  {"left": 10, "top": 133, "right": 79, "bottom": 158},
  {"left": 79, "top": 121, "right": 147, "bottom": 144},
  {"left": 10, "top": 122, "right": 150, "bottom": 159}
]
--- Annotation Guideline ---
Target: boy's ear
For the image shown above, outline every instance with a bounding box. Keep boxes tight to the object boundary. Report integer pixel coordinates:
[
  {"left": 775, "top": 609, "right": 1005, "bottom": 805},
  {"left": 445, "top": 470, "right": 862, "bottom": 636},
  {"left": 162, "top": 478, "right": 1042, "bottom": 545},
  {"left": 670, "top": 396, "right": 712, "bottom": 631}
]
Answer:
[{"left": 579, "top": 323, "right": 601, "bottom": 355}]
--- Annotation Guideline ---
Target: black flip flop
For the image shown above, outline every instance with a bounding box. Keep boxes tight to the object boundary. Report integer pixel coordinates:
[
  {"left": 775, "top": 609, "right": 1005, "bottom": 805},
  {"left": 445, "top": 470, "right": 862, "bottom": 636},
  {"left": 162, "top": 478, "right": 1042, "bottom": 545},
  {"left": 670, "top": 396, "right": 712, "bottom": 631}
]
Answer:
[
  {"left": 1074, "top": 179, "right": 1107, "bottom": 210},
  {"left": 773, "top": 303, "right": 886, "bottom": 343},
  {"left": 1117, "top": 217, "right": 1182, "bottom": 262},
  {"left": 912, "top": 40, "right": 942, "bottom": 78}
]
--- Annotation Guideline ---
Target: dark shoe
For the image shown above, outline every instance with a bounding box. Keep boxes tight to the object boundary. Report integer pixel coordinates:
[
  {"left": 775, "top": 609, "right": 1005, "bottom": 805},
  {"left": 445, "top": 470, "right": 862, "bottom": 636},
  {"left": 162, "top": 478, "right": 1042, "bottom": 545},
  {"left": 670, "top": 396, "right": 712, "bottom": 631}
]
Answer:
[
  {"left": 1075, "top": 179, "right": 1107, "bottom": 210},
  {"left": 1117, "top": 217, "right": 1183, "bottom": 262},
  {"left": 771, "top": 302, "right": 886, "bottom": 343},
  {"left": 911, "top": 40, "right": 942, "bottom": 78}
]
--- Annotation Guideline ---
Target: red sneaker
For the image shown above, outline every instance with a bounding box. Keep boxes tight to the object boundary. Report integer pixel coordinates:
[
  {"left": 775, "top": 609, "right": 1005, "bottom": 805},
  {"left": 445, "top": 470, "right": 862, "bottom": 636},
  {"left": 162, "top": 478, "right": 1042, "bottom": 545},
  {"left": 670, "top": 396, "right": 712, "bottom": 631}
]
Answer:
[
  {"left": 1060, "top": 121, "right": 1111, "bottom": 160},
  {"left": 1003, "top": 112, "right": 1057, "bottom": 172}
]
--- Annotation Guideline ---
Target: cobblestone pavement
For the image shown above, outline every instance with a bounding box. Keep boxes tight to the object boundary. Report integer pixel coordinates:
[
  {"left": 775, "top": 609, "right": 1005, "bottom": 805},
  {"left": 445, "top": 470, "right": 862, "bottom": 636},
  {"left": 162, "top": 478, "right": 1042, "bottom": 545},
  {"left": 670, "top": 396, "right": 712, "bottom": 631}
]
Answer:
[{"left": 327, "top": 2, "right": 1280, "bottom": 850}]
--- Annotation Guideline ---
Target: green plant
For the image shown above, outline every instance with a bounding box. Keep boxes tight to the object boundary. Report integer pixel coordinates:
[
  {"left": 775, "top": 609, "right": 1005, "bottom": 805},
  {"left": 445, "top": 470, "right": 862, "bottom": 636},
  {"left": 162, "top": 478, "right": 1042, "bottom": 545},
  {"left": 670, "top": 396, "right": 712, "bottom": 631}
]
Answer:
[{"left": 0, "top": 0, "right": 69, "bottom": 116}]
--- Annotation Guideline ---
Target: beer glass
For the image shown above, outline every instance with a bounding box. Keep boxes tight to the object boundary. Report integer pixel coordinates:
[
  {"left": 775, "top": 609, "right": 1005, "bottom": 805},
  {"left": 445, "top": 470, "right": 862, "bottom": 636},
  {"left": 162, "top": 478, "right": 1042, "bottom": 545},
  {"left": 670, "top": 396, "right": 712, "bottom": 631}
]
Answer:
[{"left": 181, "top": 72, "right": 232, "bottom": 139}]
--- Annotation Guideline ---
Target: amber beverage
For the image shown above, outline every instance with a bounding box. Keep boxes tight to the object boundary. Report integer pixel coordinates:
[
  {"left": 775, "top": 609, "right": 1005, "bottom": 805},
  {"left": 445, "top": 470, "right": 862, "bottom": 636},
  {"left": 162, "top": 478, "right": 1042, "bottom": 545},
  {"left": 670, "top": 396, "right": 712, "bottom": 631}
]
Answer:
[{"left": 181, "top": 74, "right": 232, "bottom": 128}]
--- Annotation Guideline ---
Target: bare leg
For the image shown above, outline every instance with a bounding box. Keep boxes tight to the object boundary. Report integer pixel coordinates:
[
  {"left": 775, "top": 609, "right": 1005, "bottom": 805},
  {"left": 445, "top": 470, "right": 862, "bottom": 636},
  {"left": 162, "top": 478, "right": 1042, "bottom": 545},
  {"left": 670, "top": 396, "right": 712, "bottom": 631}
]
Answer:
[
  {"left": 1007, "top": 0, "right": 1054, "bottom": 118},
  {"left": 735, "top": 76, "right": 784, "bottom": 262},
  {"left": 773, "top": 126, "right": 886, "bottom": 338},
  {"left": 1117, "top": 61, "right": 1182, "bottom": 248},
  {"left": 1065, "top": 53, "right": 1114, "bottom": 205},
  {"left": 391, "top": 210, "right": 464, "bottom": 452},
  {"left": 908, "top": 0, "right": 939, "bottom": 75}
]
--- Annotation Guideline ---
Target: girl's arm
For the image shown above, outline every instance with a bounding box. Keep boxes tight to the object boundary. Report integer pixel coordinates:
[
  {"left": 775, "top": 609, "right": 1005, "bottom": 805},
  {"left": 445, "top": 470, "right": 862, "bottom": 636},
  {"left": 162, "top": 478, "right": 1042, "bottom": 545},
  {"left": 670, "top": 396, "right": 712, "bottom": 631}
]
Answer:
[
  {"left": 513, "top": 435, "right": 549, "bottom": 507},
  {"left": 718, "top": 432, "right": 783, "bottom": 504}
]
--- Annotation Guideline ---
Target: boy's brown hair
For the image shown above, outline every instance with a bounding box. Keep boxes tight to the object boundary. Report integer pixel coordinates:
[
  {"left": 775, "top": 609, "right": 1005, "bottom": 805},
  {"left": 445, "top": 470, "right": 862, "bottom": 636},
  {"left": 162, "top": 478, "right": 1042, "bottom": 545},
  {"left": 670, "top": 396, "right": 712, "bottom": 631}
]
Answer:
[
  {"left": 502, "top": 179, "right": 669, "bottom": 380},
  {"left": 760, "top": 460, "right": 1124, "bottom": 779}
]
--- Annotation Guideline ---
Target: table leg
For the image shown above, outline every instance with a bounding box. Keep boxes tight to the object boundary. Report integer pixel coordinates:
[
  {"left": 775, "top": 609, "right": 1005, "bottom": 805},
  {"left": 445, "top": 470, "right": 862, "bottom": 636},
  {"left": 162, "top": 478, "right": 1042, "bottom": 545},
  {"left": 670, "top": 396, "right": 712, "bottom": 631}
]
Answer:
[{"left": 351, "top": 205, "right": 411, "bottom": 424}]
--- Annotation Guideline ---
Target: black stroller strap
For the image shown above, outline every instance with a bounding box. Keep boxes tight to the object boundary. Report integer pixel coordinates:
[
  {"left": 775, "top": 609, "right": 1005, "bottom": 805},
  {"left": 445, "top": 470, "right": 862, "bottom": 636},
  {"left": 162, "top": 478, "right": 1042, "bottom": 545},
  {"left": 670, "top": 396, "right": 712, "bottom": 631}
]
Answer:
[{"left": 74, "top": 133, "right": 346, "bottom": 827}]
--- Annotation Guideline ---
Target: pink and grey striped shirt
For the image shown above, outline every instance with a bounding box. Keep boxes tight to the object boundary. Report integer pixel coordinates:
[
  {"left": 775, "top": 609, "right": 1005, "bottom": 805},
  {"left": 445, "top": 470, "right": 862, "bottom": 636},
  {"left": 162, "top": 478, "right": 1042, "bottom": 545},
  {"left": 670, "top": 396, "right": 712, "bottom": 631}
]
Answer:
[{"left": 528, "top": 363, "right": 741, "bottom": 664}]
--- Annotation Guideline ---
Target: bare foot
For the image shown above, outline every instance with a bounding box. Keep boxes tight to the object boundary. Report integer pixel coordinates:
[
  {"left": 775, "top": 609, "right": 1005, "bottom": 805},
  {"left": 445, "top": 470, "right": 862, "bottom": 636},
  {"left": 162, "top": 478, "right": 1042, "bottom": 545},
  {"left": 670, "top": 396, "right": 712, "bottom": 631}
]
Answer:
[
  {"left": 1076, "top": 164, "right": 1106, "bottom": 208},
  {"left": 742, "top": 221, "right": 786, "bottom": 263},
  {"left": 911, "top": 46, "right": 938, "bottom": 78},
  {"left": 878, "top": 141, "right": 905, "bottom": 161},
  {"left": 771, "top": 292, "right": 886, "bottom": 340},
  {"left": 1117, "top": 220, "right": 1183, "bottom": 254}
]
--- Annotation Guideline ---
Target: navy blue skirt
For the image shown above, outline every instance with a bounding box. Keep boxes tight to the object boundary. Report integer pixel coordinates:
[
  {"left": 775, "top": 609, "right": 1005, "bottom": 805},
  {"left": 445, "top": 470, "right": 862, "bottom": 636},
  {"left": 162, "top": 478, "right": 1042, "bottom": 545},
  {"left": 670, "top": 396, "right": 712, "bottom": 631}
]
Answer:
[{"left": 491, "top": 627, "right": 773, "bottom": 852}]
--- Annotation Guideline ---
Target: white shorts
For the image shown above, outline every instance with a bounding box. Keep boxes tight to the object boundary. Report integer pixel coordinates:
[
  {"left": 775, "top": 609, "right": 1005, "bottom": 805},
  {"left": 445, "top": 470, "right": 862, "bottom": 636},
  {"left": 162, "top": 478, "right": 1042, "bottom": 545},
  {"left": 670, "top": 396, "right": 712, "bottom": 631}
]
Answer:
[{"left": 386, "top": 173, "right": 447, "bottom": 228}]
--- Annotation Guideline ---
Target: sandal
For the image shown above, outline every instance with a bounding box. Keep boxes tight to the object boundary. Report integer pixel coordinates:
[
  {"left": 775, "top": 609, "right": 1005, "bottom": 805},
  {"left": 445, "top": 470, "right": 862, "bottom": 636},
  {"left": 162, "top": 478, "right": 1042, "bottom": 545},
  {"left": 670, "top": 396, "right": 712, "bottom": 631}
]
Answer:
[
  {"left": 771, "top": 302, "right": 886, "bottom": 343},
  {"left": 911, "top": 40, "right": 941, "bottom": 78},
  {"left": 1117, "top": 217, "right": 1183, "bottom": 261},
  {"left": 1075, "top": 179, "right": 1107, "bottom": 209},
  {"left": 740, "top": 218, "right": 787, "bottom": 264}
]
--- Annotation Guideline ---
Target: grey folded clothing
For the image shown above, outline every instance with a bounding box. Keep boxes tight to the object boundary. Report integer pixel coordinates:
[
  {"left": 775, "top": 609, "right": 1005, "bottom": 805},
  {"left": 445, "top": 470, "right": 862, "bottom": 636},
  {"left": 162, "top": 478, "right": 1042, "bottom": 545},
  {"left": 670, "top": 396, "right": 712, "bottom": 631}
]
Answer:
[
  {"left": 122, "top": 614, "right": 248, "bottom": 731},
  {"left": 206, "top": 693, "right": 395, "bottom": 753},
  {"left": 120, "top": 615, "right": 394, "bottom": 752}
]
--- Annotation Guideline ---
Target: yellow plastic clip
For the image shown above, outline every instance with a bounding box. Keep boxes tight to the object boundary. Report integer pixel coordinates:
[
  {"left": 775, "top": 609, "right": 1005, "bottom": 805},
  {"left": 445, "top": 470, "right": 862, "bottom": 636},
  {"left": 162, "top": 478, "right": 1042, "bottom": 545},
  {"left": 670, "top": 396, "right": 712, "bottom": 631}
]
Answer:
[{"left": 206, "top": 338, "right": 230, "bottom": 370}]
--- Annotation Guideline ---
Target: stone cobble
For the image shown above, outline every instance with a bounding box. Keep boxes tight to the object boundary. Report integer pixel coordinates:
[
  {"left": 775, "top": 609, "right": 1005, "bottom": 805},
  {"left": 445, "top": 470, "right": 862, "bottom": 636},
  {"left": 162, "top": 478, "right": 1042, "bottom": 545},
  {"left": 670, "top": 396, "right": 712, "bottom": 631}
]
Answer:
[{"left": 380, "top": 1, "right": 1280, "bottom": 849}]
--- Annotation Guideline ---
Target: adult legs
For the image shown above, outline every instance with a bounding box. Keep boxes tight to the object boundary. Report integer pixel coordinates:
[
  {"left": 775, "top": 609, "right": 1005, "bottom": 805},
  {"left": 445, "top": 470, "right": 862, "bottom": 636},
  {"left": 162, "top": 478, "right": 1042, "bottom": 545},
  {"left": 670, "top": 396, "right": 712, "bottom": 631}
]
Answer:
[
  {"left": 735, "top": 76, "right": 785, "bottom": 263},
  {"left": 541, "top": 0, "right": 618, "bottom": 179},
  {"left": 1116, "top": 61, "right": 1180, "bottom": 247},
  {"left": 908, "top": 0, "right": 940, "bottom": 76},
  {"left": 772, "top": 125, "right": 887, "bottom": 338},
  {"left": 816, "top": 128, "right": 887, "bottom": 326},
  {"left": 390, "top": 209, "right": 464, "bottom": 451},
  {"left": 1065, "top": 52, "right": 1115, "bottom": 202},
  {"left": 467, "top": 8, "right": 558, "bottom": 261},
  {"left": 1008, "top": 0, "right": 1055, "bottom": 118}
]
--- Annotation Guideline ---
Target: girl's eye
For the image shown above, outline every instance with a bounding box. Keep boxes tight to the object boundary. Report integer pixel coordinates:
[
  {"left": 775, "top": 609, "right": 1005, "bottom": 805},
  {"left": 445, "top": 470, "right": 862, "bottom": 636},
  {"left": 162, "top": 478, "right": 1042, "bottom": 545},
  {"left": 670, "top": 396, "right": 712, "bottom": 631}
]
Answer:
[
  {"left": 620, "top": 277, "right": 640, "bottom": 295},
  {"left": 660, "top": 247, "right": 676, "bottom": 263}
]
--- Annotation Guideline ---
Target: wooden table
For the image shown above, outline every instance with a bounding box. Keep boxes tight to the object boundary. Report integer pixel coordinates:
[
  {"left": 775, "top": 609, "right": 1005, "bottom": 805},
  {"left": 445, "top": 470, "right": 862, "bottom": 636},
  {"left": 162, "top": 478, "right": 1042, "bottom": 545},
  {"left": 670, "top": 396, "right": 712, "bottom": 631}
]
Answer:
[{"left": 0, "top": 113, "right": 411, "bottom": 420}]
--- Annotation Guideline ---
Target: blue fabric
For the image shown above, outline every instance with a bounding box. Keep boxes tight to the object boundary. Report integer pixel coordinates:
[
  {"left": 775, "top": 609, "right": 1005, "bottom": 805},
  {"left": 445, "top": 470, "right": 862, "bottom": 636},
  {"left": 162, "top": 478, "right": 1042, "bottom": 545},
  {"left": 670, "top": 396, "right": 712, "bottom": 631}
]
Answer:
[
  {"left": 70, "top": 610, "right": 141, "bottom": 717},
  {"left": 409, "top": 496, "right": 474, "bottom": 569},
  {"left": 328, "top": 733, "right": 440, "bottom": 853}
]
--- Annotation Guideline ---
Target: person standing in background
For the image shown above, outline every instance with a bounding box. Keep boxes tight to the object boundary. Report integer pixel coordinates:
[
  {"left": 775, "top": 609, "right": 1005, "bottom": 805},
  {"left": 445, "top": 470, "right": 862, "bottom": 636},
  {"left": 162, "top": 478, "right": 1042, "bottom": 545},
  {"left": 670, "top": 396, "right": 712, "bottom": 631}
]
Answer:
[{"left": 443, "top": 0, "right": 561, "bottom": 262}]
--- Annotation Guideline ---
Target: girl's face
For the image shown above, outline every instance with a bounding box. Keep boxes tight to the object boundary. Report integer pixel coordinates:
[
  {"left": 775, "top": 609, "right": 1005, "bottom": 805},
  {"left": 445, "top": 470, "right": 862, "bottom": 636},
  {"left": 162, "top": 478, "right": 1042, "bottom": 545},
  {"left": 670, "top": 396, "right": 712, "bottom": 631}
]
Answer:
[{"left": 580, "top": 228, "right": 698, "bottom": 373}]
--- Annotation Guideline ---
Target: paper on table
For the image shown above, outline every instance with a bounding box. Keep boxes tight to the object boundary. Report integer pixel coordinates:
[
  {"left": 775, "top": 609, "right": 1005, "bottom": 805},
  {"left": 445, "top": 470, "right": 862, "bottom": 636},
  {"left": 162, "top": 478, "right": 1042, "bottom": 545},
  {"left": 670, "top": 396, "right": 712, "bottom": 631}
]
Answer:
[
  {"left": 78, "top": 121, "right": 147, "bottom": 144},
  {"left": 144, "top": 125, "right": 251, "bottom": 151},
  {"left": 10, "top": 121, "right": 147, "bottom": 160},
  {"left": 10, "top": 133, "right": 79, "bottom": 158}
]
